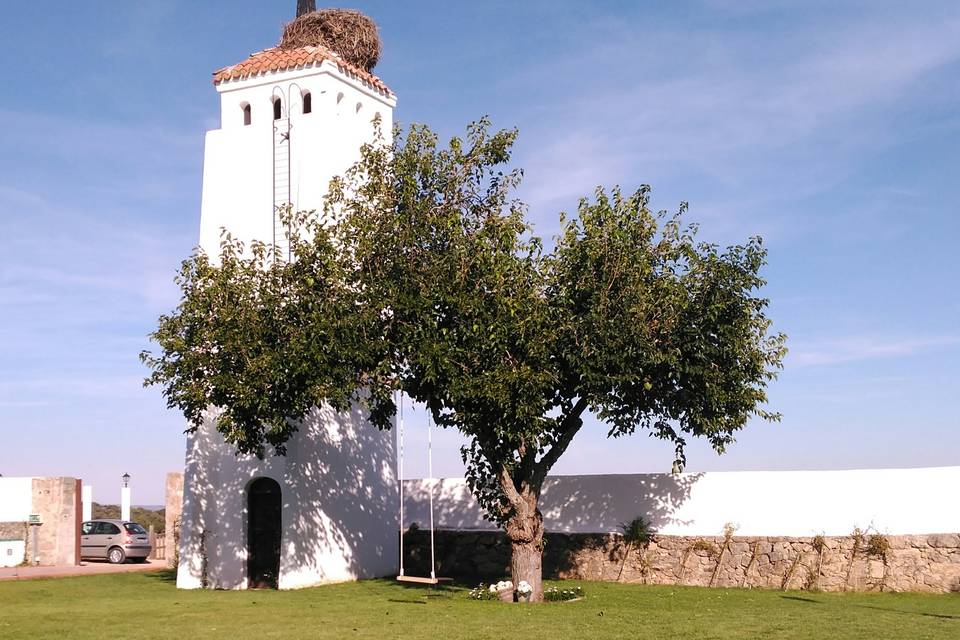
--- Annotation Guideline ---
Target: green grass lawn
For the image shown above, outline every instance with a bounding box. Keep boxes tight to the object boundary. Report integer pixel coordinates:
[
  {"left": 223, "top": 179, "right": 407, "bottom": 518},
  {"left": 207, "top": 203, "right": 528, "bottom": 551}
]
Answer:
[{"left": 0, "top": 571, "right": 957, "bottom": 639}]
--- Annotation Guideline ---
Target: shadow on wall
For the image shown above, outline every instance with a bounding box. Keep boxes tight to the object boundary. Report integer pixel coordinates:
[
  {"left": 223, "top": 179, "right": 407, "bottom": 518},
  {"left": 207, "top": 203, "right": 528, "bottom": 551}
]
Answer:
[
  {"left": 540, "top": 473, "right": 703, "bottom": 533},
  {"left": 178, "top": 402, "right": 397, "bottom": 590},
  {"left": 401, "top": 472, "right": 702, "bottom": 581},
  {"left": 403, "top": 473, "right": 703, "bottom": 534}
]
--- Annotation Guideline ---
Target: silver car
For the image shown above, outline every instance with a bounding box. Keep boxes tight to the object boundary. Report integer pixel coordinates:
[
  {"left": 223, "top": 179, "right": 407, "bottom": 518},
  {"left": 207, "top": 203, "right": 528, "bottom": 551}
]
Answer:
[{"left": 80, "top": 519, "right": 152, "bottom": 564}]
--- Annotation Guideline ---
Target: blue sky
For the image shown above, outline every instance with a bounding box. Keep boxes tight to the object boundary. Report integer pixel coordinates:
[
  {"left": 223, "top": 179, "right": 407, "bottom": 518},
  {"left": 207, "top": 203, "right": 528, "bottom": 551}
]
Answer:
[{"left": 1, "top": 1, "right": 958, "bottom": 505}]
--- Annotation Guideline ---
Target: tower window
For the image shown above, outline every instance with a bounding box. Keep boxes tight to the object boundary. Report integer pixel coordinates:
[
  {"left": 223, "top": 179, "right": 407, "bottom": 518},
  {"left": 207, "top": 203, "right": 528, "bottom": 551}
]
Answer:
[
  {"left": 273, "top": 97, "right": 283, "bottom": 120},
  {"left": 242, "top": 103, "right": 251, "bottom": 126},
  {"left": 302, "top": 91, "right": 312, "bottom": 114}
]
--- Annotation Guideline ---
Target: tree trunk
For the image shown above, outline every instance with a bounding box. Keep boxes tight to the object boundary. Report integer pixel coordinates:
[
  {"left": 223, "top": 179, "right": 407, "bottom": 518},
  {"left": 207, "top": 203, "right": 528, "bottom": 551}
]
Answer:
[
  {"left": 510, "top": 536, "right": 543, "bottom": 601},
  {"left": 504, "top": 492, "right": 545, "bottom": 602}
]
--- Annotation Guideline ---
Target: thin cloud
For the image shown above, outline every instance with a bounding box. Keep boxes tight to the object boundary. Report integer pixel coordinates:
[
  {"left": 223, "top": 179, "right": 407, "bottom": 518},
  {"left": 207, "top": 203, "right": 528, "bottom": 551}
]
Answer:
[
  {"left": 790, "top": 335, "right": 960, "bottom": 368},
  {"left": 510, "top": 9, "right": 960, "bottom": 238}
]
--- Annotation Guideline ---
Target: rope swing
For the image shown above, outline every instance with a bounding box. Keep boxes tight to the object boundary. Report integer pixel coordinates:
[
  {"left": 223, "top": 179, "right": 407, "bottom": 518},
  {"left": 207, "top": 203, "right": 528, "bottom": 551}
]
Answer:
[{"left": 396, "top": 392, "right": 451, "bottom": 585}]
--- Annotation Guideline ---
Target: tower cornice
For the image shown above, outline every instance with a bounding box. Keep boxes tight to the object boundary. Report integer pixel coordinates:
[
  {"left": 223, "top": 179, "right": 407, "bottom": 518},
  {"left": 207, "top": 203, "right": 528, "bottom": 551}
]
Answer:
[{"left": 213, "top": 45, "right": 393, "bottom": 99}]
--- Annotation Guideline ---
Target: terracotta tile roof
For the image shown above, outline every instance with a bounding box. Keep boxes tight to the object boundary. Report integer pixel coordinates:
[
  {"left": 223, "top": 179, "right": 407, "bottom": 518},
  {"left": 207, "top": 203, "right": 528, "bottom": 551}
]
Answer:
[{"left": 213, "top": 45, "right": 393, "bottom": 97}]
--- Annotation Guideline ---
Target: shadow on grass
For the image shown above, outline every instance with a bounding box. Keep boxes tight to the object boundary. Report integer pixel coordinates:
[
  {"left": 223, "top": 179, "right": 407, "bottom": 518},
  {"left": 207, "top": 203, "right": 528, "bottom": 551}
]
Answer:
[
  {"left": 385, "top": 579, "right": 460, "bottom": 603},
  {"left": 782, "top": 594, "right": 959, "bottom": 620},
  {"left": 144, "top": 569, "right": 178, "bottom": 584},
  {"left": 780, "top": 595, "right": 822, "bottom": 604},
  {"left": 851, "top": 603, "right": 960, "bottom": 621}
]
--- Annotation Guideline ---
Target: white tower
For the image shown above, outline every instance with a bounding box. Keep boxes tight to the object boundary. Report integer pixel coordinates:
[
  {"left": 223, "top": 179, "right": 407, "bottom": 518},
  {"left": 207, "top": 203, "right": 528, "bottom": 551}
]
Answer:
[
  {"left": 177, "top": 11, "right": 399, "bottom": 591},
  {"left": 198, "top": 45, "right": 395, "bottom": 258}
]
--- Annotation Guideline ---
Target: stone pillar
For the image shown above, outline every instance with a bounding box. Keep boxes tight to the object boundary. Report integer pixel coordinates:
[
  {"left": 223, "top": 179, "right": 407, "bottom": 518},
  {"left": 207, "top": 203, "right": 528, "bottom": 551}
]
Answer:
[
  {"left": 30, "top": 477, "right": 81, "bottom": 566},
  {"left": 165, "top": 472, "right": 184, "bottom": 568}
]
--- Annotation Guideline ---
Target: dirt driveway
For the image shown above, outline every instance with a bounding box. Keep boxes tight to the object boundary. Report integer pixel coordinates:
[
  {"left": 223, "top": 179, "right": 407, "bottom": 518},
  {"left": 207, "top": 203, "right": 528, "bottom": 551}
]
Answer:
[{"left": 0, "top": 558, "right": 169, "bottom": 581}]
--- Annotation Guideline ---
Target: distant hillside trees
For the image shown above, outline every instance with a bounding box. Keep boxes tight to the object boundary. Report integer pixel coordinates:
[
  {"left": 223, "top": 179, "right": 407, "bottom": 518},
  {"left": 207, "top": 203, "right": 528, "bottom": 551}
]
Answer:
[{"left": 91, "top": 503, "right": 166, "bottom": 533}]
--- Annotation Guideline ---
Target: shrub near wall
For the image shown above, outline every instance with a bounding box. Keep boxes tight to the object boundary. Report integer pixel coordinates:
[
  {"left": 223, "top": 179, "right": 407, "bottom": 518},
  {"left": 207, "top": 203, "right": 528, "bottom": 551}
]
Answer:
[{"left": 403, "top": 530, "right": 960, "bottom": 593}]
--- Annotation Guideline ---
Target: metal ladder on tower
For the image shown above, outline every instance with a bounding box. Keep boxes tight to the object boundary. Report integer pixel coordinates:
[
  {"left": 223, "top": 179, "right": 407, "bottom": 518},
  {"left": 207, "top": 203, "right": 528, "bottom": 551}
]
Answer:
[{"left": 272, "top": 113, "right": 292, "bottom": 262}]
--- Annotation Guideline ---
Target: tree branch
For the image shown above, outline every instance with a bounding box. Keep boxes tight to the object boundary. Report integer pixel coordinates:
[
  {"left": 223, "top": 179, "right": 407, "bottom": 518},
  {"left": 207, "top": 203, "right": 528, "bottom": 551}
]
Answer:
[
  {"left": 530, "top": 396, "right": 589, "bottom": 489},
  {"left": 498, "top": 463, "right": 523, "bottom": 506}
]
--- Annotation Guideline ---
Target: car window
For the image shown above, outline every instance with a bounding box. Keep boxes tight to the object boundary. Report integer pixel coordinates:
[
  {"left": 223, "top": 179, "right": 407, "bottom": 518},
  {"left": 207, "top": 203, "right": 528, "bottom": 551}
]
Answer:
[
  {"left": 97, "top": 522, "right": 121, "bottom": 535},
  {"left": 81, "top": 522, "right": 94, "bottom": 535},
  {"left": 124, "top": 523, "right": 147, "bottom": 535}
]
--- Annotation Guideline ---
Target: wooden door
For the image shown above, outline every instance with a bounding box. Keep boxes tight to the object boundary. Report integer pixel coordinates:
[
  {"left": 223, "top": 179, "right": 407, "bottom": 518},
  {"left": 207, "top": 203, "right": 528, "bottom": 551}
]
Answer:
[{"left": 247, "top": 477, "right": 282, "bottom": 589}]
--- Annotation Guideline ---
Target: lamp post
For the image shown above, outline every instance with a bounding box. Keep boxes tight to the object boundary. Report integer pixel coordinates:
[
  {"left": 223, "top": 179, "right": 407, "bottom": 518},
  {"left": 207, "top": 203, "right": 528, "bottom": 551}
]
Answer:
[{"left": 121, "top": 473, "right": 131, "bottom": 521}]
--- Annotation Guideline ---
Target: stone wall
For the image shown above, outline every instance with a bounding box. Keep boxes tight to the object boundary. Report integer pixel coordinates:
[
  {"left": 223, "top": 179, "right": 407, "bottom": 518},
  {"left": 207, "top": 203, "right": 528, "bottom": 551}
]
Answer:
[
  {"left": 165, "top": 472, "right": 184, "bottom": 567},
  {"left": 31, "top": 477, "right": 81, "bottom": 566},
  {"left": 403, "top": 529, "right": 960, "bottom": 593},
  {"left": 0, "top": 522, "right": 28, "bottom": 543}
]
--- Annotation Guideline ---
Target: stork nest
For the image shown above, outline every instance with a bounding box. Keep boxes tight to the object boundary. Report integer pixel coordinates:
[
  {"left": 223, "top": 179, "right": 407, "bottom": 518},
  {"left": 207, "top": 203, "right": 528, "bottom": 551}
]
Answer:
[{"left": 280, "top": 9, "right": 381, "bottom": 72}]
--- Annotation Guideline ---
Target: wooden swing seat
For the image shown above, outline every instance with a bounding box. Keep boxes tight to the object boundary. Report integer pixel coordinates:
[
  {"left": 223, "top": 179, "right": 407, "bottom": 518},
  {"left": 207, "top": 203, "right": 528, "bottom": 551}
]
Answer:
[{"left": 396, "top": 575, "right": 453, "bottom": 585}]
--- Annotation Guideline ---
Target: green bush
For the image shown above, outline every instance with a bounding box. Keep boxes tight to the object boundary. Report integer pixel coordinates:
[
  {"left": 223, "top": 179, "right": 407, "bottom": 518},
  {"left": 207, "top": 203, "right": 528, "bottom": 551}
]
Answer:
[
  {"left": 544, "top": 586, "right": 585, "bottom": 602},
  {"left": 467, "top": 583, "right": 502, "bottom": 600},
  {"left": 619, "top": 517, "right": 656, "bottom": 547}
]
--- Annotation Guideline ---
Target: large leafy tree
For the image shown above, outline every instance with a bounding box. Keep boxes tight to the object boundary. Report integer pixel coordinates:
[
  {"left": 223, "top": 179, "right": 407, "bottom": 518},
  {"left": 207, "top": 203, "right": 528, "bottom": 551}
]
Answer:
[{"left": 143, "top": 119, "right": 786, "bottom": 600}]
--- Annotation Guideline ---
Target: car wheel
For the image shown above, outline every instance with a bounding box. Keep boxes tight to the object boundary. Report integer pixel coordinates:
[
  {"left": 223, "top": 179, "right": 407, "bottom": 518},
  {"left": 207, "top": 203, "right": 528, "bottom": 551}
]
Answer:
[{"left": 108, "top": 547, "right": 126, "bottom": 564}]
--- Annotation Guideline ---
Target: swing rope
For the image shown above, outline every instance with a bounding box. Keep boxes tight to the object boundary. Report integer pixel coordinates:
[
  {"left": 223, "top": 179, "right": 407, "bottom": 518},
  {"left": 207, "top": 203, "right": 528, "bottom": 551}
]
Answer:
[
  {"left": 397, "top": 390, "right": 405, "bottom": 578},
  {"left": 396, "top": 391, "right": 449, "bottom": 585},
  {"left": 427, "top": 403, "right": 436, "bottom": 581}
]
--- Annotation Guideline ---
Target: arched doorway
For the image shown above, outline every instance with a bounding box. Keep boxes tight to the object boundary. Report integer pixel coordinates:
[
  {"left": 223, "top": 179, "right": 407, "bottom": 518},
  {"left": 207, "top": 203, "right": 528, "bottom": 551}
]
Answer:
[{"left": 247, "top": 477, "right": 282, "bottom": 589}]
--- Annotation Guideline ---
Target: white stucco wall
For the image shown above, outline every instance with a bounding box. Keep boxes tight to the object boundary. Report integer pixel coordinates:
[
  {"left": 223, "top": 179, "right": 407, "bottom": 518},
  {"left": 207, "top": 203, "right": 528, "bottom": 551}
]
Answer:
[
  {"left": 180, "top": 61, "right": 398, "bottom": 590},
  {"left": 0, "top": 541, "right": 26, "bottom": 568},
  {"left": 81, "top": 485, "right": 92, "bottom": 522},
  {"left": 178, "top": 404, "right": 398, "bottom": 590},
  {"left": 0, "top": 477, "right": 34, "bottom": 521},
  {"left": 403, "top": 466, "right": 960, "bottom": 537},
  {"left": 199, "top": 62, "right": 395, "bottom": 258}
]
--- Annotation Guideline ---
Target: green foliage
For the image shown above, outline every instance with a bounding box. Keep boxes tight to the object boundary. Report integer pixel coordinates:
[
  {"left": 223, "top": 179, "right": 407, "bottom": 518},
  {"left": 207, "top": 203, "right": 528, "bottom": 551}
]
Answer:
[
  {"left": 91, "top": 503, "right": 120, "bottom": 520},
  {"left": 619, "top": 517, "right": 656, "bottom": 547},
  {"left": 692, "top": 539, "right": 719, "bottom": 557},
  {"left": 467, "top": 582, "right": 513, "bottom": 600},
  {"left": 142, "top": 117, "right": 786, "bottom": 532},
  {"left": 91, "top": 503, "right": 165, "bottom": 533},
  {"left": 543, "top": 585, "right": 585, "bottom": 602},
  {"left": 812, "top": 534, "right": 827, "bottom": 554},
  {"left": 467, "top": 583, "right": 502, "bottom": 600},
  {"left": 866, "top": 534, "right": 890, "bottom": 560},
  {"left": 617, "top": 517, "right": 656, "bottom": 582}
]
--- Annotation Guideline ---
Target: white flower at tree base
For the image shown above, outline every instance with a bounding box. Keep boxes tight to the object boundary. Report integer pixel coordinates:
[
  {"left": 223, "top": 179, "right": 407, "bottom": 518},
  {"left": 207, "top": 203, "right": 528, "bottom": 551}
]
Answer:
[{"left": 517, "top": 581, "right": 532, "bottom": 595}]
